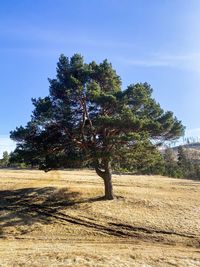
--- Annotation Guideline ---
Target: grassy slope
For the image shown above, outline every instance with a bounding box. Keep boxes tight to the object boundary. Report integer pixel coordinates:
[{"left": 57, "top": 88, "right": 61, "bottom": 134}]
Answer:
[{"left": 0, "top": 169, "right": 200, "bottom": 267}]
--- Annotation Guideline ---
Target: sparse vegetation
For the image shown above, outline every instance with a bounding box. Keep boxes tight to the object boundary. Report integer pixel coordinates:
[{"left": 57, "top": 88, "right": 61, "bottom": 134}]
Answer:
[{"left": 0, "top": 169, "right": 200, "bottom": 266}]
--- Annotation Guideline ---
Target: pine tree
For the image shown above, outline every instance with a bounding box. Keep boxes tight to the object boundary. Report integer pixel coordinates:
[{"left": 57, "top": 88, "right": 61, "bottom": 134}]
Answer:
[
  {"left": 177, "top": 146, "right": 189, "bottom": 176},
  {"left": 10, "top": 54, "right": 184, "bottom": 200},
  {"left": 164, "top": 148, "right": 182, "bottom": 178},
  {"left": 113, "top": 141, "right": 165, "bottom": 175}
]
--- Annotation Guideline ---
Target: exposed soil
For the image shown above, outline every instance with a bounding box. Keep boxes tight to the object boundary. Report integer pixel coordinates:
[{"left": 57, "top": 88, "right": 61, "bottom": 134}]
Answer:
[{"left": 0, "top": 169, "right": 200, "bottom": 266}]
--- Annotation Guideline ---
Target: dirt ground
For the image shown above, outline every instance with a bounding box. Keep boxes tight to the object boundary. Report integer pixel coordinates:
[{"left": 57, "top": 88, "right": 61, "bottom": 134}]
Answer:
[{"left": 0, "top": 169, "right": 200, "bottom": 267}]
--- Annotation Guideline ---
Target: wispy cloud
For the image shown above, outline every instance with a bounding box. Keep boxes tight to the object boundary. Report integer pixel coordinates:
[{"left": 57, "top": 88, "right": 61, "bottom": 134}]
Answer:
[
  {"left": 117, "top": 52, "right": 200, "bottom": 72},
  {"left": 0, "top": 23, "right": 135, "bottom": 50},
  {"left": 118, "top": 58, "right": 171, "bottom": 67},
  {"left": 0, "top": 135, "right": 16, "bottom": 158}
]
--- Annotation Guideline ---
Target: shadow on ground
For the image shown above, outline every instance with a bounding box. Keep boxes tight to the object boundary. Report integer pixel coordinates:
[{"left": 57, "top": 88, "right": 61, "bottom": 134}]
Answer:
[
  {"left": 0, "top": 186, "right": 104, "bottom": 235},
  {"left": 1, "top": 186, "right": 200, "bottom": 248}
]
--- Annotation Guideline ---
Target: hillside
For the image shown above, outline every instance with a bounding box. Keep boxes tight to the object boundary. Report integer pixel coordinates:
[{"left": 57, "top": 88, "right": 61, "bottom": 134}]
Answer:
[
  {"left": 172, "top": 142, "right": 200, "bottom": 162},
  {"left": 183, "top": 142, "right": 200, "bottom": 149},
  {"left": 0, "top": 169, "right": 200, "bottom": 266}
]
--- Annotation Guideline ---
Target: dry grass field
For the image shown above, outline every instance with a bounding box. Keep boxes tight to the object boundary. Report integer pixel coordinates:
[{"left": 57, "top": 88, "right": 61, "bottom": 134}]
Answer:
[{"left": 0, "top": 169, "right": 200, "bottom": 266}]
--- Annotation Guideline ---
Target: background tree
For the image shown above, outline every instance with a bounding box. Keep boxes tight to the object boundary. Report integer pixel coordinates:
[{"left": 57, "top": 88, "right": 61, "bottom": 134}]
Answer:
[
  {"left": 177, "top": 145, "right": 200, "bottom": 179},
  {"left": 113, "top": 140, "right": 165, "bottom": 175},
  {"left": 177, "top": 146, "right": 189, "bottom": 177},
  {"left": 0, "top": 151, "right": 10, "bottom": 167},
  {"left": 10, "top": 54, "right": 184, "bottom": 200},
  {"left": 163, "top": 147, "right": 182, "bottom": 178}
]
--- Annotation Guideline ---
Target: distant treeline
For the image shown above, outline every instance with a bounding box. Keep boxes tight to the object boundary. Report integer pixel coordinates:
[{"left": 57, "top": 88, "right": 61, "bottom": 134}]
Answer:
[
  {"left": 1, "top": 142, "right": 200, "bottom": 180},
  {"left": 113, "top": 142, "right": 200, "bottom": 180}
]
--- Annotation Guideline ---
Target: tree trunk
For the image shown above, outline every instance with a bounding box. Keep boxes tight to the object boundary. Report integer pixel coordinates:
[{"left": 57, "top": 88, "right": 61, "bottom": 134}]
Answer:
[
  {"left": 103, "top": 171, "right": 114, "bottom": 200},
  {"left": 95, "top": 160, "right": 114, "bottom": 200}
]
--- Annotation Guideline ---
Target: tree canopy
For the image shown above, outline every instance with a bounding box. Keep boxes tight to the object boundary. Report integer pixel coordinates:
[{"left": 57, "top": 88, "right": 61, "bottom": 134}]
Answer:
[{"left": 10, "top": 54, "right": 184, "bottom": 199}]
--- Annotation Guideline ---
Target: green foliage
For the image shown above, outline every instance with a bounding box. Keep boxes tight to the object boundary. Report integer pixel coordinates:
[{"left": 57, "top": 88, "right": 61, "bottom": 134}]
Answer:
[
  {"left": 113, "top": 141, "right": 165, "bottom": 175},
  {"left": 161, "top": 145, "right": 200, "bottom": 180},
  {"left": 177, "top": 146, "right": 200, "bottom": 179},
  {"left": 163, "top": 148, "right": 182, "bottom": 178},
  {"left": 177, "top": 146, "right": 189, "bottom": 175},
  {"left": 0, "top": 151, "right": 10, "bottom": 167},
  {"left": 10, "top": 54, "right": 184, "bottom": 173}
]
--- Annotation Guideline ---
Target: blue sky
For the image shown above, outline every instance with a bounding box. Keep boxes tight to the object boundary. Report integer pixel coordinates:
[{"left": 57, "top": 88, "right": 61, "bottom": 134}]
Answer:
[{"left": 1, "top": 0, "right": 200, "bottom": 157}]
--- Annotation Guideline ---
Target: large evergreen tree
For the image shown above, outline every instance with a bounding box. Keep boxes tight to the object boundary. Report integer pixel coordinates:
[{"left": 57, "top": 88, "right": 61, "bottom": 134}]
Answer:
[{"left": 10, "top": 54, "right": 184, "bottom": 199}]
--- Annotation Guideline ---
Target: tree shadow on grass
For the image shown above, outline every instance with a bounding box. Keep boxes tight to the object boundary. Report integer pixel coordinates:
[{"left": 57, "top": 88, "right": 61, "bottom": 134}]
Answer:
[{"left": 0, "top": 186, "right": 87, "bottom": 236}]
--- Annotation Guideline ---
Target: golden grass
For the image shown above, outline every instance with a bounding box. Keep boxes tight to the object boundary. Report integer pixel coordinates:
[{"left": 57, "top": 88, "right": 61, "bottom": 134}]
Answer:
[{"left": 0, "top": 169, "right": 200, "bottom": 266}]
